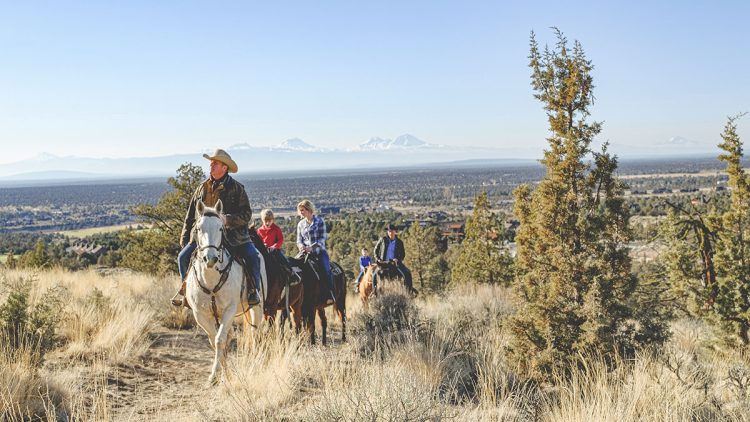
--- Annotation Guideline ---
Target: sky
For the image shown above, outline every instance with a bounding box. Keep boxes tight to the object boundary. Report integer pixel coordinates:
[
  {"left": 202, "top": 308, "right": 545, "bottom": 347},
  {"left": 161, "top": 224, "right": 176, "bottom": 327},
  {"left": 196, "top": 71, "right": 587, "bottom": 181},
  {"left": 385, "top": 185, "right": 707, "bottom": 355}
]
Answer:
[{"left": 0, "top": 0, "right": 748, "bottom": 164}]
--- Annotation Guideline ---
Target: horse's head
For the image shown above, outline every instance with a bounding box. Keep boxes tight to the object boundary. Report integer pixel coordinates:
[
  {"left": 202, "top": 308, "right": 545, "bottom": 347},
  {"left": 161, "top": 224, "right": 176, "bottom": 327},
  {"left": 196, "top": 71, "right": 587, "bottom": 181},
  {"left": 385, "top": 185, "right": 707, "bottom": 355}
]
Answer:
[{"left": 195, "top": 199, "right": 226, "bottom": 269}]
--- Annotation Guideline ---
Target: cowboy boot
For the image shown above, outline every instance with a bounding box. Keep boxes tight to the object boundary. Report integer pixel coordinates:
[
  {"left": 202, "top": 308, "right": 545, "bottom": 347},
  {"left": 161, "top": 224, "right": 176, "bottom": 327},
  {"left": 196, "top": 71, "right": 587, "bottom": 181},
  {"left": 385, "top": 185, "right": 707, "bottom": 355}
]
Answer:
[
  {"left": 171, "top": 280, "right": 186, "bottom": 307},
  {"left": 244, "top": 265, "right": 261, "bottom": 306}
]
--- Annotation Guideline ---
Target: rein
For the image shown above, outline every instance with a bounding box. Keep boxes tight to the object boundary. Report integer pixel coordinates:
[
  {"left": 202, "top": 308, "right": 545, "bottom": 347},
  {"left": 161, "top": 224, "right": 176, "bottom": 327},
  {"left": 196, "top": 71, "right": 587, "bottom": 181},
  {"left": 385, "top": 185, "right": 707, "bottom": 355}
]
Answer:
[
  {"left": 193, "top": 214, "right": 233, "bottom": 329},
  {"left": 193, "top": 253, "right": 233, "bottom": 329}
]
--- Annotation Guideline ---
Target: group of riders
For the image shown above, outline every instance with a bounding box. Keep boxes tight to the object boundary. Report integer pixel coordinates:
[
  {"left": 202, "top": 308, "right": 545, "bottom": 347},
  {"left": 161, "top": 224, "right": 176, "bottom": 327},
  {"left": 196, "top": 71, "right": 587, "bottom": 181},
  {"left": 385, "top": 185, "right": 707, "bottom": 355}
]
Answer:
[{"left": 170, "top": 149, "right": 414, "bottom": 309}]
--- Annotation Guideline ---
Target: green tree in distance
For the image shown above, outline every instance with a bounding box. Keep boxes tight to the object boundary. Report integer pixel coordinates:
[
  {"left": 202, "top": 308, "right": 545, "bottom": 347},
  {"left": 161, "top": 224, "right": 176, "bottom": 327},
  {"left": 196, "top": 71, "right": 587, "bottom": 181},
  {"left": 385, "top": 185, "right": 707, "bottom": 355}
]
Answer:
[
  {"left": 451, "top": 192, "right": 513, "bottom": 286},
  {"left": 120, "top": 163, "right": 205, "bottom": 274},
  {"left": 403, "top": 221, "right": 448, "bottom": 290}
]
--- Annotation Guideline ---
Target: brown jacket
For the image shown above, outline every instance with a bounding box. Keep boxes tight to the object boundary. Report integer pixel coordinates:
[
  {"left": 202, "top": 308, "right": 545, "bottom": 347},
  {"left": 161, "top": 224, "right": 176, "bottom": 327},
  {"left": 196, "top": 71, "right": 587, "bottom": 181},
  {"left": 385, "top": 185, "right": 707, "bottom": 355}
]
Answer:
[{"left": 180, "top": 175, "right": 253, "bottom": 248}]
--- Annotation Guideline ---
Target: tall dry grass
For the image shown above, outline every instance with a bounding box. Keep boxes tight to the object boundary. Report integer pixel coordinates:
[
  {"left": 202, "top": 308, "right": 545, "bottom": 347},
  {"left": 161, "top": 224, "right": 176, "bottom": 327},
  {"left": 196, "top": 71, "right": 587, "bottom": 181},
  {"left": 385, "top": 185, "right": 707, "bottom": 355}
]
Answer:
[
  {"left": 5, "top": 268, "right": 165, "bottom": 363},
  {"left": 3, "top": 267, "right": 750, "bottom": 421},
  {"left": 0, "top": 335, "right": 67, "bottom": 421}
]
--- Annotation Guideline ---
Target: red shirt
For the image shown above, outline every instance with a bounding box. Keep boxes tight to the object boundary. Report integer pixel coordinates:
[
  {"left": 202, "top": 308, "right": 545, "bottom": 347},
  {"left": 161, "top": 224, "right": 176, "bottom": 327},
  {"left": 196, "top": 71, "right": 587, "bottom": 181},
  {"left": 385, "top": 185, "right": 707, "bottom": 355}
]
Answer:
[{"left": 257, "top": 223, "right": 284, "bottom": 249}]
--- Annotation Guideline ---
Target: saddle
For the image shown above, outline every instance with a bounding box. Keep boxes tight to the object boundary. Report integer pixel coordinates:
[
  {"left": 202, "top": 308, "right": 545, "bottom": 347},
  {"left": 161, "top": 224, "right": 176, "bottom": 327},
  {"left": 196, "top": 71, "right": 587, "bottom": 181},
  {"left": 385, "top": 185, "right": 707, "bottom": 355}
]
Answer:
[
  {"left": 290, "top": 253, "right": 325, "bottom": 286},
  {"left": 376, "top": 260, "right": 402, "bottom": 280},
  {"left": 269, "top": 250, "right": 302, "bottom": 286}
]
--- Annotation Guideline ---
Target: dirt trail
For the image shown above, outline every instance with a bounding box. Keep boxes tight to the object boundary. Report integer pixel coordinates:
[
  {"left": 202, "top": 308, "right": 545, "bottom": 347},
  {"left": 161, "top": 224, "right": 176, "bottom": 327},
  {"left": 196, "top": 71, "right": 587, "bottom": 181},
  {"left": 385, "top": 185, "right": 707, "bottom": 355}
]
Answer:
[{"left": 104, "top": 327, "right": 218, "bottom": 420}]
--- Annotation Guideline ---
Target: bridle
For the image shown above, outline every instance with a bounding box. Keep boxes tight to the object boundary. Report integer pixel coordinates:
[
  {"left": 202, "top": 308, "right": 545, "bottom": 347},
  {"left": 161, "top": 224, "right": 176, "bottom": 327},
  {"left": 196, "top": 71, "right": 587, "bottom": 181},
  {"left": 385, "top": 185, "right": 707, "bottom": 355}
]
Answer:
[
  {"left": 196, "top": 213, "right": 230, "bottom": 272},
  {"left": 193, "top": 212, "right": 234, "bottom": 329}
]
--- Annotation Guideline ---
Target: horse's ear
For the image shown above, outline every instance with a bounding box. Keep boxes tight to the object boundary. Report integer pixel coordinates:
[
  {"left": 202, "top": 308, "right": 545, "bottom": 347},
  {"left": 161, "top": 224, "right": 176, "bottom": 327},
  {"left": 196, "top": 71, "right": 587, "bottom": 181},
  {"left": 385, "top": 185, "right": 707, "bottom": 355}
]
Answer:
[
  {"left": 215, "top": 199, "right": 223, "bottom": 214},
  {"left": 196, "top": 200, "right": 205, "bottom": 218}
]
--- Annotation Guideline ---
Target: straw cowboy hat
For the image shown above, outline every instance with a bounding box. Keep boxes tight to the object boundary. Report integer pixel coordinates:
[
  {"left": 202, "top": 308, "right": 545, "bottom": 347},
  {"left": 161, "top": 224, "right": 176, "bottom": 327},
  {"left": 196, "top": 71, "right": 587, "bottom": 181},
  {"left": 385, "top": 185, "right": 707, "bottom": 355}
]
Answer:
[{"left": 203, "top": 149, "right": 238, "bottom": 173}]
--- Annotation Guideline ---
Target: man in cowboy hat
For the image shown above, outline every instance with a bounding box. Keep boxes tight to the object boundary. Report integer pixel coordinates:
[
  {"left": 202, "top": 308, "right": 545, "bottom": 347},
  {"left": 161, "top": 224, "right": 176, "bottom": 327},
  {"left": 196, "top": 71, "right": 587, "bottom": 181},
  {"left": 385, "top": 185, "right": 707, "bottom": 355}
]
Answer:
[
  {"left": 373, "top": 223, "right": 415, "bottom": 293},
  {"left": 171, "top": 149, "right": 263, "bottom": 306}
]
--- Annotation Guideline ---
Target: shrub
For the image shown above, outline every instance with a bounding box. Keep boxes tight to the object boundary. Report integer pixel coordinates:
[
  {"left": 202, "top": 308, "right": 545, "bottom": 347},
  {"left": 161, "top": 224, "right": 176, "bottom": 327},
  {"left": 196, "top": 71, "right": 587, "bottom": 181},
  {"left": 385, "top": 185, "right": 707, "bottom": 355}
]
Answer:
[{"left": 0, "top": 275, "right": 64, "bottom": 361}]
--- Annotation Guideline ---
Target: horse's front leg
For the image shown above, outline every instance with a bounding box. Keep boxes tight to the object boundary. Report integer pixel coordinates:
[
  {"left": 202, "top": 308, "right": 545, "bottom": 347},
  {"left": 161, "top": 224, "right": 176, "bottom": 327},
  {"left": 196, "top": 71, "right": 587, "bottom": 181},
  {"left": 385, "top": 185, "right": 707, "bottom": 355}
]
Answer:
[{"left": 209, "top": 308, "right": 235, "bottom": 385}]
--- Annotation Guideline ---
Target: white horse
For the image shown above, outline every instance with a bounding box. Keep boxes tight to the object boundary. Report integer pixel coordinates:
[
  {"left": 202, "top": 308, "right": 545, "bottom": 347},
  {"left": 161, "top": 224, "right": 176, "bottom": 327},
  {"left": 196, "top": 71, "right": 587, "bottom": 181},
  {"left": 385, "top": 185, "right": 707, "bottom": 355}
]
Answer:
[{"left": 185, "top": 199, "right": 266, "bottom": 385}]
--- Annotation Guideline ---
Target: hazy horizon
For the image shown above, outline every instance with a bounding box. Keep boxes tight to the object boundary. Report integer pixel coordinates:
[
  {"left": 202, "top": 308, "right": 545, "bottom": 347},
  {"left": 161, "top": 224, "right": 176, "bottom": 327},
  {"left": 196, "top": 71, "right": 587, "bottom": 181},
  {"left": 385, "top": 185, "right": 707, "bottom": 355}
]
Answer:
[{"left": 1, "top": 1, "right": 748, "bottom": 164}]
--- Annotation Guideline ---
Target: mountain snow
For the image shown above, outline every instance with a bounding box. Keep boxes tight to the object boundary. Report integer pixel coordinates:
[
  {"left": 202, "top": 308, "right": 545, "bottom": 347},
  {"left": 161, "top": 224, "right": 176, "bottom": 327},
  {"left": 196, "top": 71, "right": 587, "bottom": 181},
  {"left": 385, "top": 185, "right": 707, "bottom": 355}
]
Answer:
[
  {"left": 276, "top": 138, "right": 320, "bottom": 151},
  {"left": 358, "top": 134, "right": 429, "bottom": 150}
]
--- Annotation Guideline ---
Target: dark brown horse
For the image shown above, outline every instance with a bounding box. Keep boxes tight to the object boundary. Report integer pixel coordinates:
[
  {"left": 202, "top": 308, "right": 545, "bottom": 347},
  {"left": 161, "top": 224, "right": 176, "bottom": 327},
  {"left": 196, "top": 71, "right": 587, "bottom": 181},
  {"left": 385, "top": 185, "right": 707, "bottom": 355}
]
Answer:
[
  {"left": 248, "top": 228, "right": 304, "bottom": 331},
  {"left": 294, "top": 254, "right": 346, "bottom": 345}
]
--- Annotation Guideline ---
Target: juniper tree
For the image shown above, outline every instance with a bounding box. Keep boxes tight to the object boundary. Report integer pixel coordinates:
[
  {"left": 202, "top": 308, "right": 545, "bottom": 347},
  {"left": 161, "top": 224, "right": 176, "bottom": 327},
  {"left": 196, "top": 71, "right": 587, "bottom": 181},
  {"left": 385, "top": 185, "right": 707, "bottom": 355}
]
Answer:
[
  {"left": 451, "top": 192, "right": 513, "bottom": 285},
  {"left": 508, "top": 29, "right": 660, "bottom": 379},
  {"left": 120, "top": 163, "right": 205, "bottom": 274},
  {"left": 403, "top": 221, "right": 449, "bottom": 290},
  {"left": 663, "top": 115, "right": 750, "bottom": 345},
  {"left": 712, "top": 114, "right": 750, "bottom": 345}
]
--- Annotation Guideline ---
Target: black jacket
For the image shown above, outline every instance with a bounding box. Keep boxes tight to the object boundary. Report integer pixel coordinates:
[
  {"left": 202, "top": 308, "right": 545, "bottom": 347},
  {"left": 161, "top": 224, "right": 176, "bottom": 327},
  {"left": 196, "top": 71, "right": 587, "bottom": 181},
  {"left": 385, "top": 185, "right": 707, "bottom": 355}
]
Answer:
[
  {"left": 374, "top": 236, "right": 405, "bottom": 262},
  {"left": 180, "top": 175, "right": 253, "bottom": 248}
]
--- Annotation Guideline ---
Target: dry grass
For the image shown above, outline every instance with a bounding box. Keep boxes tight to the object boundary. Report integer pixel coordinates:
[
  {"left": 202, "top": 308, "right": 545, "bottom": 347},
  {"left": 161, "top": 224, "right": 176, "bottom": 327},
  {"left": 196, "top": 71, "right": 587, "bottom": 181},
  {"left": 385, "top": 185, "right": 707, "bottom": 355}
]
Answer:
[
  {"left": 3, "top": 268, "right": 750, "bottom": 420},
  {"left": 0, "top": 337, "right": 68, "bottom": 421}
]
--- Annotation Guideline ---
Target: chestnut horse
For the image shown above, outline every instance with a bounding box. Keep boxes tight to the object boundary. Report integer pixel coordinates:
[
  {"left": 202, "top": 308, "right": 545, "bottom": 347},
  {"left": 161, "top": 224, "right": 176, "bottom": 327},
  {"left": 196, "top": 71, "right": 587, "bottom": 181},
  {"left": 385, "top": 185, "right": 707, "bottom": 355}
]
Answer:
[
  {"left": 358, "top": 264, "right": 378, "bottom": 311},
  {"left": 248, "top": 227, "right": 304, "bottom": 331},
  {"left": 294, "top": 254, "right": 347, "bottom": 345}
]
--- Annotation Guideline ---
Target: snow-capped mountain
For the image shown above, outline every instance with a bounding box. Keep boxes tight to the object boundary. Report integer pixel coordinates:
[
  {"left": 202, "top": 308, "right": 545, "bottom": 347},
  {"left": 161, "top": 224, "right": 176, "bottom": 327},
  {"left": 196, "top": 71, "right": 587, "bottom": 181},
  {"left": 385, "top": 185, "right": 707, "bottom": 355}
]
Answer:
[
  {"left": 358, "top": 134, "right": 429, "bottom": 150},
  {"left": 359, "top": 137, "right": 393, "bottom": 150},
  {"left": 663, "top": 136, "right": 698, "bottom": 146},
  {"left": 392, "top": 134, "right": 427, "bottom": 147},
  {"left": 276, "top": 138, "right": 320, "bottom": 151},
  {"left": 0, "top": 133, "right": 525, "bottom": 180}
]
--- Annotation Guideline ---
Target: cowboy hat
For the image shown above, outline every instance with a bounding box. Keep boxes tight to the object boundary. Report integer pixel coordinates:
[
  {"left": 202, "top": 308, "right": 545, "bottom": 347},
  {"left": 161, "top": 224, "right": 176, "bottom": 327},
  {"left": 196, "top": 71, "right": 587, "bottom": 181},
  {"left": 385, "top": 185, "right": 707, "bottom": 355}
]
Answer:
[{"left": 202, "top": 149, "right": 238, "bottom": 173}]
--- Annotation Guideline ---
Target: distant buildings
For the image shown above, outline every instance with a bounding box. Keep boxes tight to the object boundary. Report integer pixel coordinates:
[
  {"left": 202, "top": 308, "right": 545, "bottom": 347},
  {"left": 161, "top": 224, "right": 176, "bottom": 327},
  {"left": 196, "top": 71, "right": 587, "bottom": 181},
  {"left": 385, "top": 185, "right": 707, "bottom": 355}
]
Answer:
[{"left": 65, "top": 243, "right": 108, "bottom": 259}]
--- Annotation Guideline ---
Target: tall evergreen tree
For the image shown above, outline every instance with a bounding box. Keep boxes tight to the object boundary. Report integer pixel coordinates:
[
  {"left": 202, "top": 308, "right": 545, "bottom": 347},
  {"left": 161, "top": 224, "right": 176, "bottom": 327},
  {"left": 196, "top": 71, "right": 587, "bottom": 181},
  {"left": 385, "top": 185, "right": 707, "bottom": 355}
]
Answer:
[
  {"left": 451, "top": 192, "right": 513, "bottom": 285},
  {"left": 713, "top": 114, "right": 750, "bottom": 345},
  {"left": 663, "top": 115, "right": 750, "bottom": 345},
  {"left": 508, "top": 29, "right": 657, "bottom": 379}
]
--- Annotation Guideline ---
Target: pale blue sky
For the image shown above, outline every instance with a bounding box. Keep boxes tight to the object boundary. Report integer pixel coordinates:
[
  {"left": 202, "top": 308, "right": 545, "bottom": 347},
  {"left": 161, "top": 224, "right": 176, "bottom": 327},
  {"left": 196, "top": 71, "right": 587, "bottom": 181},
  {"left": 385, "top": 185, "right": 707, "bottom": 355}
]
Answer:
[{"left": 0, "top": 0, "right": 748, "bottom": 164}]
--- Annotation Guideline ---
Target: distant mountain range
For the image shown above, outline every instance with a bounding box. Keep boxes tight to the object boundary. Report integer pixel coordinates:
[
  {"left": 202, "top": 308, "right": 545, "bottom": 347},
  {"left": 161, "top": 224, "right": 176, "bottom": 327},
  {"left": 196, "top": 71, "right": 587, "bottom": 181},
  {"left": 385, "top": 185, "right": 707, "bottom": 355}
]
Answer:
[
  {"left": 0, "top": 133, "right": 719, "bottom": 182},
  {"left": 0, "top": 134, "right": 522, "bottom": 180}
]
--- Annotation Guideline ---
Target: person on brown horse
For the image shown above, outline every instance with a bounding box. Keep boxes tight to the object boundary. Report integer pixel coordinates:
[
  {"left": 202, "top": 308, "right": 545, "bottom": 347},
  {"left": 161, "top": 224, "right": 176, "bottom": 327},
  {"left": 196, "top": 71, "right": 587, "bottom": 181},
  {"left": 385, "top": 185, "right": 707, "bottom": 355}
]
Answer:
[
  {"left": 353, "top": 247, "right": 372, "bottom": 294},
  {"left": 171, "top": 149, "right": 263, "bottom": 307},
  {"left": 296, "top": 199, "right": 335, "bottom": 305},
  {"left": 257, "top": 208, "right": 300, "bottom": 283}
]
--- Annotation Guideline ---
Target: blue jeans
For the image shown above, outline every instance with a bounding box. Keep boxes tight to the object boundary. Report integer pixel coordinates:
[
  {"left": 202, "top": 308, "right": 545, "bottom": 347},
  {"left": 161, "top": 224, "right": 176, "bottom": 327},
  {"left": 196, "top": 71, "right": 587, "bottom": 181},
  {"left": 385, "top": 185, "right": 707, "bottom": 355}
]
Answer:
[
  {"left": 317, "top": 249, "right": 334, "bottom": 292},
  {"left": 355, "top": 269, "right": 365, "bottom": 286},
  {"left": 397, "top": 262, "right": 413, "bottom": 289},
  {"left": 178, "top": 242, "right": 197, "bottom": 281},
  {"left": 230, "top": 242, "right": 262, "bottom": 293}
]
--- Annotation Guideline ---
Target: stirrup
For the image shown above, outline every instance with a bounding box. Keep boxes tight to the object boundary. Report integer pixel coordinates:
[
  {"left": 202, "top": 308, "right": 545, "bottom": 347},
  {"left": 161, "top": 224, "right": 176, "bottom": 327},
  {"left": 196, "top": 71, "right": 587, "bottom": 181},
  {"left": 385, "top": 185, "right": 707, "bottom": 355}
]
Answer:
[
  {"left": 289, "top": 267, "right": 303, "bottom": 286},
  {"left": 170, "top": 293, "right": 184, "bottom": 307},
  {"left": 247, "top": 290, "right": 261, "bottom": 306}
]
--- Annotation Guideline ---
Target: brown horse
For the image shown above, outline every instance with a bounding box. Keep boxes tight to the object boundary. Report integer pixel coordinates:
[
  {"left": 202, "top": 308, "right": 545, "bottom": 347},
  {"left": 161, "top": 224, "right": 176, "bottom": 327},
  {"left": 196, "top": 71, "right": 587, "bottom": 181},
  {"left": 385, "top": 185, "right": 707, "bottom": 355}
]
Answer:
[
  {"left": 248, "top": 228, "right": 304, "bottom": 331},
  {"left": 359, "top": 264, "right": 378, "bottom": 311},
  {"left": 296, "top": 254, "right": 346, "bottom": 345}
]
